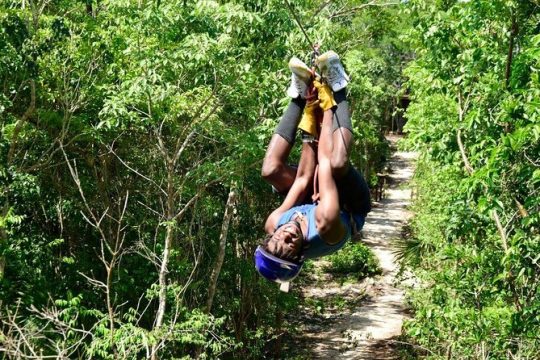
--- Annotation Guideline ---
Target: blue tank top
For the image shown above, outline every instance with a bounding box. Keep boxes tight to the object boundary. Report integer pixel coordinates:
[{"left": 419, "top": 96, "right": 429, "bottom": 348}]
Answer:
[{"left": 276, "top": 204, "right": 360, "bottom": 259}]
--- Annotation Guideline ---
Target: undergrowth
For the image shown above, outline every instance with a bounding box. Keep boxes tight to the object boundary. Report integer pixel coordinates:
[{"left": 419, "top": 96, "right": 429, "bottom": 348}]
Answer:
[{"left": 324, "top": 241, "right": 381, "bottom": 278}]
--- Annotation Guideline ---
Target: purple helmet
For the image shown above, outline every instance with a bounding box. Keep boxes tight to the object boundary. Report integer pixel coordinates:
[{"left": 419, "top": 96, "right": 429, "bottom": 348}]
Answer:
[{"left": 254, "top": 246, "right": 303, "bottom": 283}]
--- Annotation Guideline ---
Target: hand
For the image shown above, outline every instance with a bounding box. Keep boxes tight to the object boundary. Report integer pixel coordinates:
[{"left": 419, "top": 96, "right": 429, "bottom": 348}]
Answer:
[
  {"left": 298, "top": 100, "right": 321, "bottom": 137},
  {"left": 313, "top": 80, "right": 336, "bottom": 111},
  {"left": 305, "top": 82, "right": 318, "bottom": 103}
]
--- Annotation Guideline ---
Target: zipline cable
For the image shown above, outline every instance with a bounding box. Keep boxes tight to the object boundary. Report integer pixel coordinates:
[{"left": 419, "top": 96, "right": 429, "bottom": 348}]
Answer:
[
  {"left": 283, "top": 0, "right": 349, "bottom": 156},
  {"left": 283, "top": 0, "right": 317, "bottom": 54}
]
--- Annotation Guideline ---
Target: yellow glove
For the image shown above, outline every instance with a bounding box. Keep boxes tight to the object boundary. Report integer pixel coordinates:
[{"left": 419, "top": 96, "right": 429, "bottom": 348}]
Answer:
[
  {"left": 298, "top": 100, "right": 320, "bottom": 137},
  {"left": 314, "top": 79, "right": 336, "bottom": 111}
]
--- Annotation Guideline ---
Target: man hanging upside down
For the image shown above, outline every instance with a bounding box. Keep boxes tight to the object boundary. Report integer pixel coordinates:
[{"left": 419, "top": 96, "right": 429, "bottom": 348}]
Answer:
[{"left": 254, "top": 51, "right": 371, "bottom": 288}]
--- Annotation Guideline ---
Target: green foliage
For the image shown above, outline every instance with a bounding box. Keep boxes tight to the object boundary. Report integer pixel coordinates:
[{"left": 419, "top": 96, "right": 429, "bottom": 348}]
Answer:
[
  {"left": 0, "top": 0, "right": 406, "bottom": 358},
  {"left": 400, "top": 0, "right": 540, "bottom": 357},
  {"left": 325, "top": 241, "right": 380, "bottom": 277}
]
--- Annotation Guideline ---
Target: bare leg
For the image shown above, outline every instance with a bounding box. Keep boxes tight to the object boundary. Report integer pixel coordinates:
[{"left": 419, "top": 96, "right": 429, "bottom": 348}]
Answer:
[
  {"left": 261, "top": 134, "right": 298, "bottom": 192},
  {"left": 261, "top": 97, "right": 305, "bottom": 192},
  {"left": 331, "top": 127, "right": 353, "bottom": 178},
  {"left": 332, "top": 126, "right": 371, "bottom": 216},
  {"left": 330, "top": 89, "right": 353, "bottom": 178}
]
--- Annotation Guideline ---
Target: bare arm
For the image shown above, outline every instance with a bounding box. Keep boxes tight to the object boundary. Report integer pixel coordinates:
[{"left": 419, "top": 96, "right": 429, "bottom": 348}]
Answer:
[
  {"left": 261, "top": 98, "right": 308, "bottom": 192},
  {"left": 265, "top": 141, "right": 317, "bottom": 233},
  {"left": 315, "top": 109, "right": 346, "bottom": 244}
]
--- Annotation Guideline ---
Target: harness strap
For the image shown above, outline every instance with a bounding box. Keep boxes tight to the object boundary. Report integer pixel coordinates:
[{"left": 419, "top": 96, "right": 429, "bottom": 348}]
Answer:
[
  {"left": 312, "top": 164, "right": 320, "bottom": 203},
  {"left": 310, "top": 43, "right": 320, "bottom": 68}
]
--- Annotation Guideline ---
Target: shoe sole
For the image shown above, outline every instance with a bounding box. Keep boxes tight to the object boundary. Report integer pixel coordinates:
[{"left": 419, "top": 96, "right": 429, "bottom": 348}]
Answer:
[
  {"left": 317, "top": 52, "right": 350, "bottom": 90},
  {"left": 289, "top": 58, "right": 312, "bottom": 82}
]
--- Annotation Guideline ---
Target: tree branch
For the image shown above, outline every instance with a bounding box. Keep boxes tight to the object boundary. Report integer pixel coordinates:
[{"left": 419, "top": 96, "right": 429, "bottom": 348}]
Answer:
[
  {"left": 457, "top": 91, "right": 474, "bottom": 175},
  {"left": 329, "top": 1, "right": 400, "bottom": 19},
  {"left": 107, "top": 145, "right": 168, "bottom": 197},
  {"left": 457, "top": 129, "right": 474, "bottom": 175},
  {"left": 505, "top": 10, "right": 518, "bottom": 89},
  {"left": 491, "top": 209, "right": 508, "bottom": 252},
  {"left": 313, "top": 0, "right": 333, "bottom": 17},
  {"left": 206, "top": 188, "right": 237, "bottom": 313}
]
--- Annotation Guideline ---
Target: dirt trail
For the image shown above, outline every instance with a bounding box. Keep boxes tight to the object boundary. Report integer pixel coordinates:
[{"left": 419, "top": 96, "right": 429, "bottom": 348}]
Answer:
[{"left": 290, "top": 135, "right": 417, "bottom": 359}]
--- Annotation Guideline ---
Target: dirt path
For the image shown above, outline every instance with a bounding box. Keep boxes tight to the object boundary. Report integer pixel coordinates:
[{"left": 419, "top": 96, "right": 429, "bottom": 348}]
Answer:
[{"left": 289, "top": 135, "right": 417, "bottom": 359}]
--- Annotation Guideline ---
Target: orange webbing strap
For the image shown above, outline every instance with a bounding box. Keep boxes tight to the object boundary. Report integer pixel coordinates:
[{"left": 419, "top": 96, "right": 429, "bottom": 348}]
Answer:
[
  {"left": 312, "top": 164, "right": 320, "bottom": 203},
  {"left": 316, "top": 107, "right": 324, "bottom": 139}
]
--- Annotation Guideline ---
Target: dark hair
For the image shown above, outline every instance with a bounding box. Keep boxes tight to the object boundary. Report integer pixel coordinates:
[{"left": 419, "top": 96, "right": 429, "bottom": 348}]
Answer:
[{"left": 261, "top": 230, "right": 302, "bottom": 264}]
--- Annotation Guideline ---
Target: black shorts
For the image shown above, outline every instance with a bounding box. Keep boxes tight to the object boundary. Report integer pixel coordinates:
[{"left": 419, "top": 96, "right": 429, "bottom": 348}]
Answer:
[
  {"left": 336, "top": 166, "right": 371, "bottom": 216},
  {"left": 297, "top": 166, "right": 370, "bottom": 215}
]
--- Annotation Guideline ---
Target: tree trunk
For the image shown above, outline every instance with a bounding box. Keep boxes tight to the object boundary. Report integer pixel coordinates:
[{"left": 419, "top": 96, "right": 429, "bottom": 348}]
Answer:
[
  {"left": 85, "top": 0, "right": 93, "bottom": 17},
  {"left": 151, "top": 166, "right": 176, "bottom": 360},
  {"left": 0, "top": 204, "right": 8, "bottom": 283},
  {"left": 457, "top": 129, "right": 473, "bottom": 175},
  {"left": 205, "top": 188, "right": 236, "bottom": 313},
  {"left": 505, "top": 11, "right": 518, "bottom": 89}
]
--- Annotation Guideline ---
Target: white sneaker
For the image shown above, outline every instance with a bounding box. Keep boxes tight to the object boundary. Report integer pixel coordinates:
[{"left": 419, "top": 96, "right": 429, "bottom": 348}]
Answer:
[
  {"left": 286, "top": 57, "right": 312, "bottom": 99},
  {"left": 317, "top": 51, "right": 349, "bottom": 92}
]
